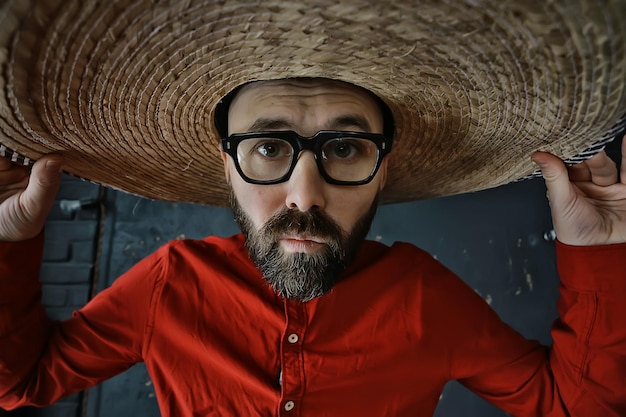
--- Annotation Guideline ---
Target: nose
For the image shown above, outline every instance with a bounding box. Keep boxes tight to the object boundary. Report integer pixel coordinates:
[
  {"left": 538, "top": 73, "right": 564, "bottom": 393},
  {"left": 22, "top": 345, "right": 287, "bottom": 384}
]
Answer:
[{"left": 284, "top": 152, "right": 326, "bottom": 212}]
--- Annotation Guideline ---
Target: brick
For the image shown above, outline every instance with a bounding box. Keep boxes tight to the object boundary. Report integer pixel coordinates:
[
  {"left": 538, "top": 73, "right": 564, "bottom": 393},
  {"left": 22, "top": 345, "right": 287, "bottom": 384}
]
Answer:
[
  {"left": 41, "top": 286, "right": 68, "bottom": 307},
  {"left": 41, "top": 242, "right": 70, "bottom": 262},
  {"left": 40, "top": 263, "right": 93, "bottom": 285},
  {"left": 43, "top": 240, "right": 96, "bottom": 264},
  {"left": 44, "top": 221, "right": 98, "bottom": 243},
  {"left": 68, "top": 284, "right": 90, "bottom": 305},
  {"left": 71, "top": 241, "right": 97, "bottom": 263},
  {"left": 41, "top": 285, "right": 90, "bottom": 308}
]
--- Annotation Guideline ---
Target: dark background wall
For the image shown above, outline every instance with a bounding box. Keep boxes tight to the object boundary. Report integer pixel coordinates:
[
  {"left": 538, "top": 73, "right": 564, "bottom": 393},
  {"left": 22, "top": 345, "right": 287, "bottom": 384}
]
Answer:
[{"left": 5, "top": 135, "right": 623, "bottom": 416}]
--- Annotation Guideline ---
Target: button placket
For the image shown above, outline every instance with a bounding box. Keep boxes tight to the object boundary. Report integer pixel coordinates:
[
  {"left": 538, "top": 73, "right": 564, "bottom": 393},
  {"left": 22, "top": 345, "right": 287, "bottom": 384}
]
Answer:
[{"left": 280, "top": 299, "right": 307, "bottom": 415}]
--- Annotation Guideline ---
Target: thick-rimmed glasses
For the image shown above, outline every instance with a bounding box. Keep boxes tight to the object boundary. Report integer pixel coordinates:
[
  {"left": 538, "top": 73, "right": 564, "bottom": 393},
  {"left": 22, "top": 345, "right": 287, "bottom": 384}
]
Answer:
[{"left": 221, "top": 130, "right": 392, "bottom": 185}]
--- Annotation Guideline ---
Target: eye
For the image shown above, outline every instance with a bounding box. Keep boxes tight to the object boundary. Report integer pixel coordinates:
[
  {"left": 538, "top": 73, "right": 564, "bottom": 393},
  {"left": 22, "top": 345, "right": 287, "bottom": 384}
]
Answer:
[
  {"left": 255, "top": 140, "right": 291, "bottom": 158},
  {"left": 323, "top": 139, "right": 367, "bottom": 163},
  {"left": 332, "top": 141, "right": 357, "bottom": 158}
]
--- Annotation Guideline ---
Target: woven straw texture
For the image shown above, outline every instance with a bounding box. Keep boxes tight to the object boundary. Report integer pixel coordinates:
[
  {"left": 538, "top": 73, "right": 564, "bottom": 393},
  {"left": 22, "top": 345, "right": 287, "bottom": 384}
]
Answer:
[{"left": 1, "top": 0, "right": 625, "bottom": 206}]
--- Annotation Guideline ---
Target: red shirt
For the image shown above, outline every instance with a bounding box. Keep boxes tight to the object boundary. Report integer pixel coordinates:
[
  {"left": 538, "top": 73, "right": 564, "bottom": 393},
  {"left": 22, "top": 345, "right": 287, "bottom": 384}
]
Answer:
[{"left": 1, "top": 233, "right": 625, "bottom": 416}]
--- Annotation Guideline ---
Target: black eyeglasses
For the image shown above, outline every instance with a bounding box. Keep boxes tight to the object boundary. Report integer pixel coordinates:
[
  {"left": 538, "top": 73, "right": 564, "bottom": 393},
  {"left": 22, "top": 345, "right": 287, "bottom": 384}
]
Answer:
[{"left": 221, "top": 130, "right": 392, "bottom": 185}]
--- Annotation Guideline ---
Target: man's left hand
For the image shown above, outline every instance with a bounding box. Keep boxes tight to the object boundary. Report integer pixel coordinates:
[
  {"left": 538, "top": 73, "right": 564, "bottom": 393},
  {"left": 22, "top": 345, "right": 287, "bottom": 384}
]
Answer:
[{"left": 532, "top": 135, "right": 626, "bottom": 246}]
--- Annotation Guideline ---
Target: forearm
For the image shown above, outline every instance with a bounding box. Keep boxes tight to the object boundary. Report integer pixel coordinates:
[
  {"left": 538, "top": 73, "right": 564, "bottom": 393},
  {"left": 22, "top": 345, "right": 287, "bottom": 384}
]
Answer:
[
  {"left": 452, "top": 240, "right": 626, "bottom": 417},
  {"left": 0, "top": 233, "right": 54, "bottom": 408},
  {"left": 0, "top": 231, "right": 157, "bottom": 409},
  {"left": 551, "top": 241, "right": 626, "bottom": 416}
]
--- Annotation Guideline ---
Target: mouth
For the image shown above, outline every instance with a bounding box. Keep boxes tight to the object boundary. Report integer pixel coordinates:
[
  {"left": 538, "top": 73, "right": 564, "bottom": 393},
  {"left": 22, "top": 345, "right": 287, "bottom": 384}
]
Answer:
[{"left": 279, "top": 235, "right": 327, "bottom": 253}]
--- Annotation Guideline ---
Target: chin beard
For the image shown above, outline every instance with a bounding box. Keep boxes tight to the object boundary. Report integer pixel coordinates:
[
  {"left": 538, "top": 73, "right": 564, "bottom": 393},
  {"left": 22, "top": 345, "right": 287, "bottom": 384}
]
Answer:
[{"left": 229, "top": 191, "right": 379, "bottom": 302}]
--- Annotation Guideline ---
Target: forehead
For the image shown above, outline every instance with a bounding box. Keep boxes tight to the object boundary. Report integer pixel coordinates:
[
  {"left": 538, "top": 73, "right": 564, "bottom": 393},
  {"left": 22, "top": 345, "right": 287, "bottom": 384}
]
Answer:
[{"left": 227, "top": 79, "right": 383, "bottom": 134}]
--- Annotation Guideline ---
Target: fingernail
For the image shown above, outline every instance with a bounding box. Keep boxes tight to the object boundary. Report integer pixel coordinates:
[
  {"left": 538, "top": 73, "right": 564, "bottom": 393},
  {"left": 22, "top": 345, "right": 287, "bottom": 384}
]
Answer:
[
  {"left": 45, "top": 159, "right": 63, "bottom": 172},
  {"left": 531, "top": 155, "right": 546, "bottom": 168}
]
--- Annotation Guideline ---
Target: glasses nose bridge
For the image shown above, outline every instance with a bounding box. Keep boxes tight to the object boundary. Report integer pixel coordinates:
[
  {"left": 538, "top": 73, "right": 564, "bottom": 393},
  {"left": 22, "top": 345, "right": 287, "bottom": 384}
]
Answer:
[
  {"left": 292, "top": 133, "right": 324, "bottom": 162},
  {"left": 294, "top": 134, "right": 320, "bottom": 152}
]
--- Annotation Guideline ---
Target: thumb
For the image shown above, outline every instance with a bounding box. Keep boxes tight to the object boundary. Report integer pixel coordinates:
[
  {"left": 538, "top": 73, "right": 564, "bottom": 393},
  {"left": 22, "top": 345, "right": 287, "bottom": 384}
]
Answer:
[
  {"left": 21, "top": 155, "right": 64, "bottom": 218},
  {"left": 531, "top": 151, "right": 574, "bottom": 209}
]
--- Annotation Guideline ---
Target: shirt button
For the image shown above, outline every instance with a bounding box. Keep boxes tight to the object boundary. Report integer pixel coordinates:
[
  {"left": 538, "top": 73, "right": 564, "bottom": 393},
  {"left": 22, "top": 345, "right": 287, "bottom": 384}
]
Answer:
[
  {"left": 284, "top": 400, "right": 295, "bottom": 411},
  {"left": 287, "top": 333, "right": 299, "bottom": 344}
]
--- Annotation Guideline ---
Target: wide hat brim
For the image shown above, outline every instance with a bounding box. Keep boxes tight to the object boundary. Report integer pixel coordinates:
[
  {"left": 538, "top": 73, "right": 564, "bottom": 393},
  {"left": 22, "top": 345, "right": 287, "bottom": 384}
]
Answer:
[{"left": 1, "top": 0, "right": 625, "bottom": 206}]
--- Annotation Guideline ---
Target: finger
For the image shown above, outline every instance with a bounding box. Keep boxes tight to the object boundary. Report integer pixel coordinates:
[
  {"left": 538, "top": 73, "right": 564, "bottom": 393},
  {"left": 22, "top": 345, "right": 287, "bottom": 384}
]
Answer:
[
  {"left": 0, "top": 156, "right": 16, "bottom": 171},
  {"left": 584, "top": 150, "right": 617, "bottom": 186},
  {"left": 0, "top": 164, "right": 30, "bottom": 185},
  {"left": 0, "top": 176, "right": 29, "bottom": 195},
  {"left": 567, "top": 161, "right": 592, "bottom": 182},
  {"left": 0, "top": 156, "right": 32, "bottom": 173},
  {"left": 571, "top": 180, "right": 625, "bottom": 201}
]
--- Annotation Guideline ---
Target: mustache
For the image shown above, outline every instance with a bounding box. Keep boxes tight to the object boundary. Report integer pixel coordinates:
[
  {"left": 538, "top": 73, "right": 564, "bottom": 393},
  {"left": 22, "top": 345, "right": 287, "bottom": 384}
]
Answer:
[{"left": 261, "top": 207, "right": 346, "bottom": 242}]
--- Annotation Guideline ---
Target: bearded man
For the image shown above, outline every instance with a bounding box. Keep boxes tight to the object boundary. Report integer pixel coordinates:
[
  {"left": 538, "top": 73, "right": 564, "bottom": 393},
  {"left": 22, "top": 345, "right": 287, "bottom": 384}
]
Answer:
[{"left": 1, "top": 1, "right": 626, "bottom": 416}]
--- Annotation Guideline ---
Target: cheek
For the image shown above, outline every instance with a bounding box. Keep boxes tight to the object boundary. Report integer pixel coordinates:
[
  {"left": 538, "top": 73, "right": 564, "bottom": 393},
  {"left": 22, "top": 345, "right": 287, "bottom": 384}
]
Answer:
[
  {"left": 326, "top": 186, "right": 378, "bottom": 232},
  {"left": 231, "top": 178, "right": 285, "bottom": 230}
]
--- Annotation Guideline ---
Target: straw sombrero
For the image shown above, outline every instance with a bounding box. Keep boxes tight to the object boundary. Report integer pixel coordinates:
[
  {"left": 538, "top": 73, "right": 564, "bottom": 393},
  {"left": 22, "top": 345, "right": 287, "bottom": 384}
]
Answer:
[{"left": 0, "top": 0, "right": 625, "bottom": 206}]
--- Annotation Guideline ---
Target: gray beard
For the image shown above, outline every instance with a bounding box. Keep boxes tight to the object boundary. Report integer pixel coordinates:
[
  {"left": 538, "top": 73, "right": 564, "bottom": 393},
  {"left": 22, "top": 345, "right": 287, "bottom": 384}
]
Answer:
[{"left": 229, "top": 190, "right": 379, "bottom": 302}]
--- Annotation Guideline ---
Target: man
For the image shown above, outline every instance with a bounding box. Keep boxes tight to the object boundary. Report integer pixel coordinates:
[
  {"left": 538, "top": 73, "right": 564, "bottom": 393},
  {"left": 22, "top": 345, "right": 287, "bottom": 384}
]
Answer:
[{"left": 1, "top": 77, "right": 625, "bottom": 416}]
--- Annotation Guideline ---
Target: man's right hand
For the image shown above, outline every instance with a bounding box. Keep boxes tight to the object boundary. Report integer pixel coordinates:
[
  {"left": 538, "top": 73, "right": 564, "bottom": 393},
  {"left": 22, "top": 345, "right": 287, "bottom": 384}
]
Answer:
[{"left": 0, "top": 154, "right": 63, "bottom": 242}]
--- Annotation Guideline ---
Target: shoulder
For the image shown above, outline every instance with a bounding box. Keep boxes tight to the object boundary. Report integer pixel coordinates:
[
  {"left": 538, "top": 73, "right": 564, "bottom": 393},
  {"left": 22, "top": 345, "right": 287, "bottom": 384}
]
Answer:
[
  {"left": 148, "top": 233, "right": 262, "bottom": 286},
  {"left": 356, "top": 239, "right": 452, "bottom": 277},
  {"left": 155, "top": 234, "right": 248, "bottom": 263},
  {"left": 354, "top": 240, "right": 488, "bottom": 304}
]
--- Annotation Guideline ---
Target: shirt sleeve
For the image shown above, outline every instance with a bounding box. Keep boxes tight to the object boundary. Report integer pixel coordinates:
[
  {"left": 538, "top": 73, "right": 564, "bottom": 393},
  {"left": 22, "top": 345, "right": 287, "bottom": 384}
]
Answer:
[
  {"left": 549, "top": 241, "right": 626, "bottom": 416},
  {"left": 0, "top": 233, "right": 165, "bottom": 409},
  {"left": 451, "top": 241, "right": 626, "bottom": 417}
]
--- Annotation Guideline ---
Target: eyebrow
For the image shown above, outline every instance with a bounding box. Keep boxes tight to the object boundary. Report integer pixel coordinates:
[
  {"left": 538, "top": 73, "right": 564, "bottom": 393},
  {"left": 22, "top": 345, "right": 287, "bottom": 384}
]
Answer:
[
  {"left": 247, "top": 118, "right": 295, "bottom": 132},
  {"left": 327, "top": 115, "right": 372, "bottom": 132},
  {"left": 246, "top": 115, "right": 373, "bottom": 133}
]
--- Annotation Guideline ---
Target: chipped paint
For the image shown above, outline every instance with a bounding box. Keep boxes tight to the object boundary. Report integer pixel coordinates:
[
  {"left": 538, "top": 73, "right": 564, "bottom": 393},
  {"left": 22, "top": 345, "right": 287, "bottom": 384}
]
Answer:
[
  {"left": 131, "top": 198, "right": 143, "bottom": 216},
  {"left": 526, "top": 273, "right": 534, "bottom": 291}
]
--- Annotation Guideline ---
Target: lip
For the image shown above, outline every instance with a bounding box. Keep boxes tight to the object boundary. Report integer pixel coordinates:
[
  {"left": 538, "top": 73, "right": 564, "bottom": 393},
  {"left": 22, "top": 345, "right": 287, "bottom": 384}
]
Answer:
[{"left": 279, "top": 235, "right": 326, "bottom": 253}]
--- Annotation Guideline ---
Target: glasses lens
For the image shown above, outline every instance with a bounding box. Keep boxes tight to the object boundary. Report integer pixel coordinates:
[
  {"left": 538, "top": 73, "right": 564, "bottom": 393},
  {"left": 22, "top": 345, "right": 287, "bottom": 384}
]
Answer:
[
  {"left": 236, "top": 138, "right": 294, "bottom": 181},
  {"left": 321, "top": 138, "right": 379, "bottom": 182}
]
